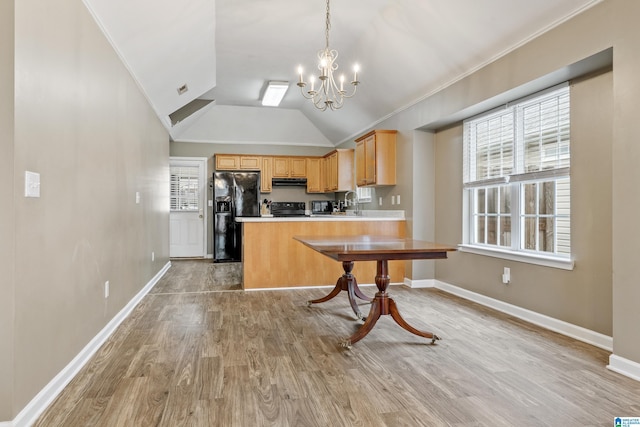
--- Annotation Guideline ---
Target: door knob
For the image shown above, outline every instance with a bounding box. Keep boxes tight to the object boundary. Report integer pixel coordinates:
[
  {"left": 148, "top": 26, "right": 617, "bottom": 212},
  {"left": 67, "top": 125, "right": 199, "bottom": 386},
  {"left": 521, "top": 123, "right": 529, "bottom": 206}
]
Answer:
[{"left": 199, "top": 214, "right": 203, "bottom": 218}]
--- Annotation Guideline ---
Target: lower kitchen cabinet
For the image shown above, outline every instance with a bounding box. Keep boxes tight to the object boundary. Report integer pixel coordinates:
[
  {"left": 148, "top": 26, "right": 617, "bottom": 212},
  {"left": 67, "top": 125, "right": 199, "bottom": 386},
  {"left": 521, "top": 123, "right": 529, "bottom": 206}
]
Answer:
[{"left": 242, "top": 219, "right": 405, "bottom": 289}]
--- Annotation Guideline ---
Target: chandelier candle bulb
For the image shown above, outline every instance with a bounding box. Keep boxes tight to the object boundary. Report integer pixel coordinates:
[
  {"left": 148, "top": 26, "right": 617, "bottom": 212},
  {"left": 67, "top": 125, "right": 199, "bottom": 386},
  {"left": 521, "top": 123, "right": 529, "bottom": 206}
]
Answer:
[
  {"left": 298, "top": 66, "right": 304, "bottom": 84},
  {"left": 340, "top": 75, "right": 344, "bottom": 91}
]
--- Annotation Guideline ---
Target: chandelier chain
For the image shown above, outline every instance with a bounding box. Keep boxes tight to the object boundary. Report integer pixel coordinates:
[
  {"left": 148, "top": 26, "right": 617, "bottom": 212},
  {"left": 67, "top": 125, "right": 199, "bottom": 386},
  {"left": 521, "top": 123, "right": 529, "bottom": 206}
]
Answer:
[{"left": 325, "top": 0, "right": 331, "bottom": 50}]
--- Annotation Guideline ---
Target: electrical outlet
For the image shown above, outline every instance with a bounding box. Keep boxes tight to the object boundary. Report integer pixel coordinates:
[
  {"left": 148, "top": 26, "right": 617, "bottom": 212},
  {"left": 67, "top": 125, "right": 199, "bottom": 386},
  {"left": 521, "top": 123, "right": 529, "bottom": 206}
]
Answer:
[
  {"left": 379, "top": 197, "right": 382, "bottom": 206},
  {"left": 391, "top": 196, "right": 395, "bottom": 205},
  {"left": 104, "top": 281, "right": 110, "bottom": 298},
  {"left": 397, "top": 195, "right": 401, "bottom": 204},
  {"left": 502, "top": 267, "right": 511, "bottom": 284}
]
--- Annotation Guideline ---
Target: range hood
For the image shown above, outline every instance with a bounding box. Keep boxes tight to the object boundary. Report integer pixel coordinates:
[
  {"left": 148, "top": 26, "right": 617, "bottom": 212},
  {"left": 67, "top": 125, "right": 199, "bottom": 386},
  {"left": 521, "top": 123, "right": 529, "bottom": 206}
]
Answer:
[{"left": 272, "top": 177, "right": 308, "bottom": 186}]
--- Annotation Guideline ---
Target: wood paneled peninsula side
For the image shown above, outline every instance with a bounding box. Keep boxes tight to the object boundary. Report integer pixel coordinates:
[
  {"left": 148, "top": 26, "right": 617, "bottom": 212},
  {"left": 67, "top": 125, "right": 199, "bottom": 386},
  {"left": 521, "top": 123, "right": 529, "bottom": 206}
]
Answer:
[{"left": 238, "top": 216, "right": 406, "bottom": 289}]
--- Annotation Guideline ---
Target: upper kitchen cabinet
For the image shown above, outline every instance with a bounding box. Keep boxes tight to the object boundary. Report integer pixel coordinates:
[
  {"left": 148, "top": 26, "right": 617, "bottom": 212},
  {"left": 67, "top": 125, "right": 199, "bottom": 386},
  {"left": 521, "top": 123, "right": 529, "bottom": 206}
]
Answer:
[
  {"left": 324, "top": 149, "right": 354, "bottom": 192},
  {"left": 306, "top": 157, "right": 323, "bottom": 193},
  {"left": 273, "top": 157, "right": 307, "bottom": 178},
  {"left": 261, "top": 157, "right": 273, "bottom": 193},
  {"left": 215, "top": 154, "right": 261, "bottom": 170},
  {"left": 355, "top": 130, "right": 397, "bottom": 186}
]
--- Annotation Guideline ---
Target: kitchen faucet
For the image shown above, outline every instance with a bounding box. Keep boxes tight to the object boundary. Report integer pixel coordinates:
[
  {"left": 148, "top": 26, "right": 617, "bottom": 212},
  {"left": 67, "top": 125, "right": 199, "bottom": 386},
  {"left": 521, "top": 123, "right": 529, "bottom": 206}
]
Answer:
[{"left": 344, "top": 190, "right": 360, "bottom": 215}]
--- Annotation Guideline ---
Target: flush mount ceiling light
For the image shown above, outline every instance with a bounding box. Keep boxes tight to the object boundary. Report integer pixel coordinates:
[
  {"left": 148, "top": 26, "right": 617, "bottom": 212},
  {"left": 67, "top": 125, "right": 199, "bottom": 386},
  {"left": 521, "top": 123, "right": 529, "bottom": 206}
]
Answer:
[
  {"left": 261, "top": 81, "right": 290, "bottom": 107},
  {"left": 297, "top": 0, "right": 359, "bottom": 111}
]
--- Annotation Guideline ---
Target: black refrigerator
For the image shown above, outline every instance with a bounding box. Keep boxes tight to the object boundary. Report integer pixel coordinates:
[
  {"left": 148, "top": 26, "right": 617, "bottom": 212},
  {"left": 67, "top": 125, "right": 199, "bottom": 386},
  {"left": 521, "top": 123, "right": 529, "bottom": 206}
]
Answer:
[{"left": 213, "top": 172, "right": 260, "bottom": 262}]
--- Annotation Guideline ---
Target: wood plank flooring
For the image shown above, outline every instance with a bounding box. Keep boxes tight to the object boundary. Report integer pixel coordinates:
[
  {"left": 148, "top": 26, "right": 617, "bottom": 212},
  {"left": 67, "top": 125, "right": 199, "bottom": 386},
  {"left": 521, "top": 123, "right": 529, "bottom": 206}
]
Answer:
[{"left": 35, "top": 260, "right": 640, "bottom": 426}]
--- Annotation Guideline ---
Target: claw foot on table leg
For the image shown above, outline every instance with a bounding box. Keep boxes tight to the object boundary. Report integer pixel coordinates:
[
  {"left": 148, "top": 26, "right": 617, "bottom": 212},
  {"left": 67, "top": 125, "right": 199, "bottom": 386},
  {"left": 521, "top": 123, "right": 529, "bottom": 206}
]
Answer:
[
  {"left": 430, "top": 334, "right": 441, "bottom": 345},
  {"left": 340, "top": 340, "right": 352, "bottom": 350},
  {"left": 306, "top": 301, "right": 313, "bottom": 307},
  {"left": 356, "top": 312, "right": 367, "bottom": 322}
]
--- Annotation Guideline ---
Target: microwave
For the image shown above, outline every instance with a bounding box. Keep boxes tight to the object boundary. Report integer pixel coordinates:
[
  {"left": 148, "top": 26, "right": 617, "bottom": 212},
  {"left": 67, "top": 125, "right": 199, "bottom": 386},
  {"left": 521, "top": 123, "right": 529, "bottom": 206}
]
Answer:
[{"left": 310, "top": 200, "right": 335, "bottom": 214}]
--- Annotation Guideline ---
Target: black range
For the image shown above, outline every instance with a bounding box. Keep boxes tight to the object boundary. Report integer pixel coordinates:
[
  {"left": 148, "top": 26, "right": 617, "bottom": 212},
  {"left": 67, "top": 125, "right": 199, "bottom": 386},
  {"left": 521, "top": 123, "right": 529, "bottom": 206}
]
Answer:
[{"left": 269, "top": 201, "right": 307, "bottom": 217}]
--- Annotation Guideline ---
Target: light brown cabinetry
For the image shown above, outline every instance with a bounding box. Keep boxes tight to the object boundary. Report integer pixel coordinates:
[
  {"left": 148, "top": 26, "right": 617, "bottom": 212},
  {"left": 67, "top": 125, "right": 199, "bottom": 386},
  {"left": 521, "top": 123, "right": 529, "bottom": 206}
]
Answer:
[
  {"left": 261, "top": 157, "right": 273, "bottom": 193},
  {"left": 355, "top": 130, "right": 397, "bottom": 186},
  {"left": 323, "top": 149, "right": 354, "bottom": 192},
  {"left": 243, "top": 219, "right": 405, "bottom": 289},
  {"left": 273, "top": 157, "right": 307, "bottom": 178},
  {"left": 306, "top": 157, "right": 323, "bottom": 193},
  {"left": 215, "top": 154, "right": 261, "bottom": 170}
]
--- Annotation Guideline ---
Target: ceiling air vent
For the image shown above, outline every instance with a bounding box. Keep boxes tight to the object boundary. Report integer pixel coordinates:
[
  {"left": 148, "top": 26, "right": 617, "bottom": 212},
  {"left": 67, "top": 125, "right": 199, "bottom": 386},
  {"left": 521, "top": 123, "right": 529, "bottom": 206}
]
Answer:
[{"left": 176, "top": 84, "right": 189, "bottom": 95}]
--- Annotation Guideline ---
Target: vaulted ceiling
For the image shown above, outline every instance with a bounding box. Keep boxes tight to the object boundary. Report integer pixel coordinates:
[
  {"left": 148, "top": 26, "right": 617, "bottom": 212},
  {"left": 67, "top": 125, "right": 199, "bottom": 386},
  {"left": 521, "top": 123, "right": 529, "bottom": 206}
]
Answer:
[{"left": 83, "top": 0, "right": 600, "bottom": 146}]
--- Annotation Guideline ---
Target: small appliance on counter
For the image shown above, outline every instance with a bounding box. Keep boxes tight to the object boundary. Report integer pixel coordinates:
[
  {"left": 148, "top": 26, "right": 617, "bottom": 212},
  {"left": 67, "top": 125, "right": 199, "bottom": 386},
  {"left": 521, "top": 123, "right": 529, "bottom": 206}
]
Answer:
[
  {"left": 261, "top": 199, "right": 271, "bottom": 216},
  {"left": 310, "top": 200, "right": 336, "bottom": 215},
  {"left": 270, "top": 201, "right": 307, "bottom": 217}
]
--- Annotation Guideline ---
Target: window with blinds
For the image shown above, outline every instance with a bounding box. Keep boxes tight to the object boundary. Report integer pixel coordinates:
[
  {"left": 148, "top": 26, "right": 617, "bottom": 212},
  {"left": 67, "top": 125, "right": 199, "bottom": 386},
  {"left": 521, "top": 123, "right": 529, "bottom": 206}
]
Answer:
[
  {"left": 463, "top": 84, "right": 570, "bottom": 259},
  {"left": 170, "top": 165, "right": 200, "bottom": 211}
]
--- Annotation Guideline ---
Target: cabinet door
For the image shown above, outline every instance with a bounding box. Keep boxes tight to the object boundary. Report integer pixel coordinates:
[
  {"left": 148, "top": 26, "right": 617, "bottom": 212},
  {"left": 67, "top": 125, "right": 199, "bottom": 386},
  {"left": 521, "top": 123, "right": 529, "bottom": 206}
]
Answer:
[
  {"left": 335, "top": 149, "right": 354, "bottom": 192},
  {"left": 239, "top": 156, "right": 261, "bottom": 170},
  {"left": 322, "top": 156, "right": 330, "bottom": 192},
  {"left": 216, "top": 155, "right": 240, "bottom": 170},
  {"left": 261, "top": 157, "right": 273, "bottom": 193},
  {"left": 272, "top": 157, "right": 290, "bottom": 177},
  {"left": 355, "top": 141, "right": 366, "bottom": 186},
  {"left": 290, "top": 158, "right": 307, "bottom": 177},
  {"left": 306, "top": 158, "right": 322, "bottom": 193},
  {"left": 364, "top": 135, "right": 376, "bottom": 184},
  {"left": 326, "top": 152, "right": 338, "bottom": 191},
  {"left": 373, "top": 132, "right": 397, "bottom": 185}
]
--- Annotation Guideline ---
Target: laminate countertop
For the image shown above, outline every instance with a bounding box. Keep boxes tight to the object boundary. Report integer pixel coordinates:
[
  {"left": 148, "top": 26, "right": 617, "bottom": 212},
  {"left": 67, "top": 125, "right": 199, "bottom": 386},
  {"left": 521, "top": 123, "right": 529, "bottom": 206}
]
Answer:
[{"left": 236, "top": 210, "right": 405, "bottom": 223}]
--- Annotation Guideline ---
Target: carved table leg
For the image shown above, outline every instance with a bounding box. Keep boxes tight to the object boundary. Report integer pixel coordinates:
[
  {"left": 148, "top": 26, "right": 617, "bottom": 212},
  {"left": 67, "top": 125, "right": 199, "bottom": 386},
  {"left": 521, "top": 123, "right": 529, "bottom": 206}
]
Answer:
[
  {"left": 307, "top": 261, "right": 372, "bottom": 320},
  {"left": 341, "top": 259, "right": 440, "bottom": 347},
  {"left": 389, "top": 298, "right": 440, "bottom": 344}
]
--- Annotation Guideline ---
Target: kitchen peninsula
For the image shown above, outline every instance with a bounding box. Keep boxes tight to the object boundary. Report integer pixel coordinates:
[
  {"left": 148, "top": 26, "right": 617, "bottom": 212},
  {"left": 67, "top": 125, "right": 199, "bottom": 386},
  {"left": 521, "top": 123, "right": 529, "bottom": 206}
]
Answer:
[{"left": 238, "top": 214, "right": 406, "bottom": 289}]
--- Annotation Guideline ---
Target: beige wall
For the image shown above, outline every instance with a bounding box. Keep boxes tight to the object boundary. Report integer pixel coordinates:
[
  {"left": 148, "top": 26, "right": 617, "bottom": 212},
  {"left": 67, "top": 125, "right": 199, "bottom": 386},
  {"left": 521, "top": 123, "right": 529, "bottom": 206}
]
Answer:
[
  {"left": 0, "top": 0, "right": 15, "bottom": 420},
  {"left": 434, "top": 70, "right": 613, "bottom": 335},
  {"left": 611, "top": 0, "right": 640, "bottom": 363},
  {"left": 170, "top": 141, "right": 331, "bottom": 158},
  {"left": 5, "top": 0, "right": 170, "bottom": 419}
]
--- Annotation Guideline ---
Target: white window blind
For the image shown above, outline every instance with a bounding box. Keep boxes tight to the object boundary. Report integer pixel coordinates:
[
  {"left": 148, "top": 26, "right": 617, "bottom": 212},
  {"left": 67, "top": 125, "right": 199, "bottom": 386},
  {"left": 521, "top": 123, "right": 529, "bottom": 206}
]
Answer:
[{"left": 170, "top": 165, "right": 200, "bottom": 211}]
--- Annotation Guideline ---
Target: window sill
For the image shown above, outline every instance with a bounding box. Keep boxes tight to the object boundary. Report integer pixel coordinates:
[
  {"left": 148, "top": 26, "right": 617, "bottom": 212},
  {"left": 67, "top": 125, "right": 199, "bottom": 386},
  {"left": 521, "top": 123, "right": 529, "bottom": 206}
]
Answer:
[{"left": 458, "top": 244, "right": 575, "bottom": 270}]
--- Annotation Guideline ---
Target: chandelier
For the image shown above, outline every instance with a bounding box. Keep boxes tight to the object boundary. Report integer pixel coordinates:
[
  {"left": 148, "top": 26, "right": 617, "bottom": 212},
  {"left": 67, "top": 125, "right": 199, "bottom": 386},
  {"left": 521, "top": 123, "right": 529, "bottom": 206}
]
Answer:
[{"left": 297, "top": 0, "right": 359, "bottom": 111}]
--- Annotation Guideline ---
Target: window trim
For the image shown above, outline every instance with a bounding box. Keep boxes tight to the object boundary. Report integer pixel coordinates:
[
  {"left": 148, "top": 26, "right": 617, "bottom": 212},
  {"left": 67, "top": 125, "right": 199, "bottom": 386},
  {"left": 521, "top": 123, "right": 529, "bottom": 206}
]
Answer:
[{"left": 458, "top": 244, "right": 575, "bottom": 270}]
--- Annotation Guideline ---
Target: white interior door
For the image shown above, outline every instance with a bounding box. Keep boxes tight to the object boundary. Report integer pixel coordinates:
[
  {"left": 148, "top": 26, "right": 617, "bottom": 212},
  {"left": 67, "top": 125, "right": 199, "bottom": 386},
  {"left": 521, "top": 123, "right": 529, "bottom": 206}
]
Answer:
[{"left": 170, "top": 158, "right": 207, "bottom": 257}]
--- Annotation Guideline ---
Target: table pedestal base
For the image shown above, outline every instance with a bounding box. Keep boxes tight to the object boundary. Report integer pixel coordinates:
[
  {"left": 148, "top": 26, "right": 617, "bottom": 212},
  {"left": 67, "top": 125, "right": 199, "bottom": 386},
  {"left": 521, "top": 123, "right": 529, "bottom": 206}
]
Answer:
[
  {"left": 341, "top": 259, "right": 440, "bottom": 348},
  {"left": 307, "top": 261, "right": 373, "bottom": 320}
]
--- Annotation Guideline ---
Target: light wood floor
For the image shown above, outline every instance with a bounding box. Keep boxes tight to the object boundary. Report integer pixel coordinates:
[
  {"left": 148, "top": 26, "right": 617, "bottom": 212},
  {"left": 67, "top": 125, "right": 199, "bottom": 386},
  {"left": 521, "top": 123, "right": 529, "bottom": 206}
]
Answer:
[{"left": 35, "top": 260, "right": 640, "bottom": 426}]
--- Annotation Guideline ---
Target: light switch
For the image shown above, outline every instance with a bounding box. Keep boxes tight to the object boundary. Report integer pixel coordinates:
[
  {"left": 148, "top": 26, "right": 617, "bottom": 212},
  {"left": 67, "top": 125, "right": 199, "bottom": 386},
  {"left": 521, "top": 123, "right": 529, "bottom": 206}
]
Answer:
[
  {"left": 397, "top": 195, "right": 401, "bottom": 204},
  {"left": 391, "top": 196, "right": 395, "bottom": 205},
  {"left": 135, "top": 192, "right": 141, "bottom": 204},
  {"left": 25, "top": 171, "right": 41, "bottom": 198}
]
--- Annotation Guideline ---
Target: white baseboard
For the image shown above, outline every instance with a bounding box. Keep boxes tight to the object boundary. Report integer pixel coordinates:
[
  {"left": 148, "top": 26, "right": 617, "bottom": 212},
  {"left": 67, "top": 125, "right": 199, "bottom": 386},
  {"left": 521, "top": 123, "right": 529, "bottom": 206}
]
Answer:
[
  {"left": 607, "top": 354, "right": 640, "bottom": 382},
  {"left": 432, "top": 279, "right": 613, "bottom": 352},
  {"left": 10, "top": 262, "right": 171, "bottom": 427},
  {"left": 404, "top": 278, "right": 437, "bottom": 288}
]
